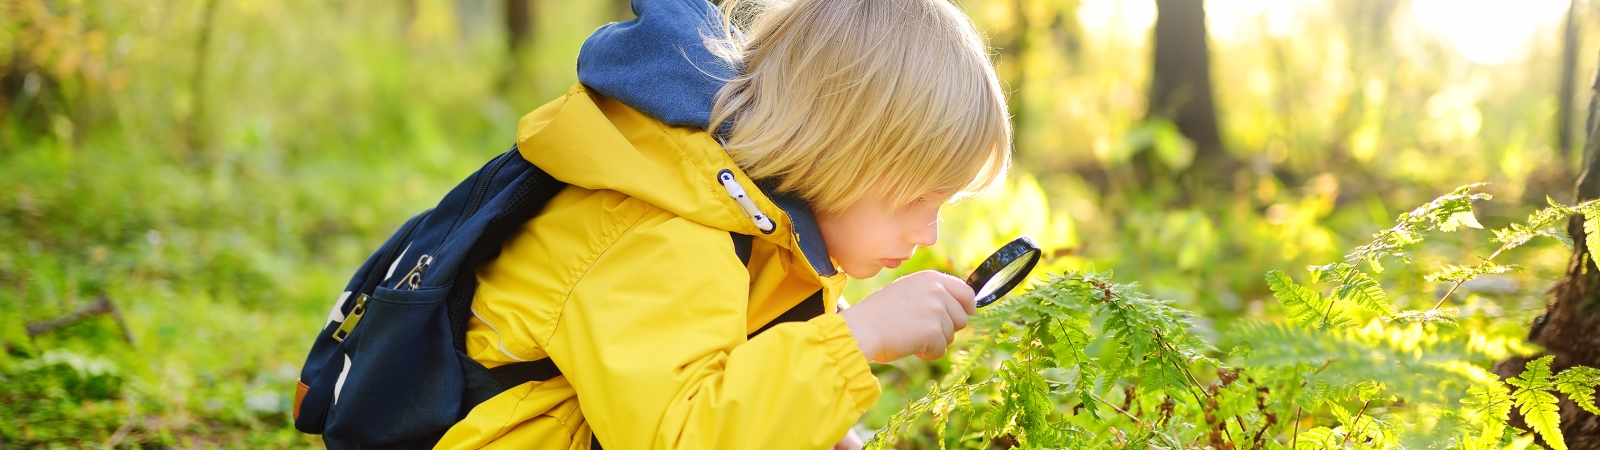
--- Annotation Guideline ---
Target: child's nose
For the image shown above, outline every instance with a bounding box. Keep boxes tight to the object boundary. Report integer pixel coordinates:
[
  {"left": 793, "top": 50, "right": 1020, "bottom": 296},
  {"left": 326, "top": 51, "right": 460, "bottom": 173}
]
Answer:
[{"left": 907, "top": 217, "right": 939, "bottom": 248}]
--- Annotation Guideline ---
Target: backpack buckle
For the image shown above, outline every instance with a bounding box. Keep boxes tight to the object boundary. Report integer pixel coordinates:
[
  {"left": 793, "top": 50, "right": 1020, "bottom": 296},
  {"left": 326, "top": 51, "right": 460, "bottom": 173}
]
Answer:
[{"left": 330, "top": 294, "right": 371, "bottom": 342}]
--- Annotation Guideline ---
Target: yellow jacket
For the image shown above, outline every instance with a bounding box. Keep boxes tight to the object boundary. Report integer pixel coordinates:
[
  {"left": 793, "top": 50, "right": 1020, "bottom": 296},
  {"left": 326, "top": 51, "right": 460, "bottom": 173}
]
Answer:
[{"left": 435, "top": 84, "right": 881, "bottom": 449}]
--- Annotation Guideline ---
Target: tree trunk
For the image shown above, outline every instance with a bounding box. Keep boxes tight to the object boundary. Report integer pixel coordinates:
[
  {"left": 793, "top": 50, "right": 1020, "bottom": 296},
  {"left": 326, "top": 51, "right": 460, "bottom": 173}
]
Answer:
[
  {"left": 1146, "top": 0, "right": 1228, "bottom": 178},
  {"left": 1497, "top": 53, "right": 1600, "bottom": 449},
  {"left": 505, "top": 0, "right": 532, "bottom": 57},
  {"left": 1558, "top": 0, "right": 1580, "bottom": 163},
  {"left": 184, "top": 0, "right": 220, "bottom": 164},
  {"left": 500, "top": 0, "right": 533, "bottom": 90}
]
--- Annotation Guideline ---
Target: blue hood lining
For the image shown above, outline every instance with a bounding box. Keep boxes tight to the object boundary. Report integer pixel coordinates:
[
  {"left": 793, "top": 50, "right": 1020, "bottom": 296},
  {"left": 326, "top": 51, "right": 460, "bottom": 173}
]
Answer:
[
  {"left": 765, "top": 187, "right": 837, "bottom": 278},
  {"left": 577, "top": 0, "right": 735, "bottom": 131},
  {"left": 579, "top": 0, "right": 836, "bottom": 278}
]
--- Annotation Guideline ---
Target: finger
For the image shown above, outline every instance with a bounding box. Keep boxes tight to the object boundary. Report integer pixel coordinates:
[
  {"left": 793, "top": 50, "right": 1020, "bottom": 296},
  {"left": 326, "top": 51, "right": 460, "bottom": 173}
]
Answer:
[
  {"left": 870, "top": 345, "right": 894, "bottom": 363},
  {"left": 936, "top": 308, "right": 954, "bottom": 345},
  {"left": 942, "top": 293, "right": 970, "bottom": 332},
  {"left": 931, "top": 272, "right": 977, "bottom": 315}
]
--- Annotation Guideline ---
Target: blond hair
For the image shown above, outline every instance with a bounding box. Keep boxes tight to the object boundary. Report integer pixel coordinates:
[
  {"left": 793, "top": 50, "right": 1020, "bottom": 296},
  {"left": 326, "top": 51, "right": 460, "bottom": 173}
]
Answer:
[{"left": 708, "top": 0, "right": 1011, "bottom": 214}]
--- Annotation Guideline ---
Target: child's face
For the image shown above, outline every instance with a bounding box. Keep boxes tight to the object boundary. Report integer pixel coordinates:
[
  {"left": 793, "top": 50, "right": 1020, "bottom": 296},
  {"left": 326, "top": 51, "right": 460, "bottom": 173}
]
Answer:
[{"left": 816, "top": 190, "right": 946, "bottom": 279}]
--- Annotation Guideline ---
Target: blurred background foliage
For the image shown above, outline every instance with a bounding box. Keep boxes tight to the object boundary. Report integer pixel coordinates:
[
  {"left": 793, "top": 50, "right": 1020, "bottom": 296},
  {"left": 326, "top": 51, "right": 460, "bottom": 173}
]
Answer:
[{"left": 1, "top": 0, "right": 1595, "bottom": 446}]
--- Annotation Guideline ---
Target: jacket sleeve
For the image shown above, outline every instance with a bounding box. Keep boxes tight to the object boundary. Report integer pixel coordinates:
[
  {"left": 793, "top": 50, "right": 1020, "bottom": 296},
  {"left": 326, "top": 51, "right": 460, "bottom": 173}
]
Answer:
[{"left": 543, "top": 210, "right": 881, "bottom": 449}]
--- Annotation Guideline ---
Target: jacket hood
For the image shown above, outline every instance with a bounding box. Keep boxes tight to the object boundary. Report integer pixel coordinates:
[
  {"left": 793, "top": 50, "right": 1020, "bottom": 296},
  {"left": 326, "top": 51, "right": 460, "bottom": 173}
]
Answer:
[
  {"left": 516, "top": 85, "right": 837, "bottom": 278},
  {"left": 560, "top": 0, "right": 835, "bottom": 277},
  {"left": 577, "top": 0, "right": 733, "bottom": 131}
]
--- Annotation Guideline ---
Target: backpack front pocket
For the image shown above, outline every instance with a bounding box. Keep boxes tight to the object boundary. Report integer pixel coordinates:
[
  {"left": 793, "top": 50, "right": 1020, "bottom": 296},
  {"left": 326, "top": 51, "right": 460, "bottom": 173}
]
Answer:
[{"left": 318, "top": 283, "right": 466, "bottom": 447}]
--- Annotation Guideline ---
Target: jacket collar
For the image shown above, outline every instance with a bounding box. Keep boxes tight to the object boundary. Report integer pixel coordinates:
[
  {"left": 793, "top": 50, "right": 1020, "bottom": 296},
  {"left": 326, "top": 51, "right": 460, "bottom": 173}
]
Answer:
[{"left": 764, "top": 186, "right": 836, "bottom": 277}]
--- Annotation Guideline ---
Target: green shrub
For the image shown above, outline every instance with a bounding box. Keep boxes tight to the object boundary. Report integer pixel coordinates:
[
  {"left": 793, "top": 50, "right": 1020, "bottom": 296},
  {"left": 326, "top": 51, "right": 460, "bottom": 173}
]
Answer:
[{"left": 868, "top": 184, "right": 1600, "bottom": 449}]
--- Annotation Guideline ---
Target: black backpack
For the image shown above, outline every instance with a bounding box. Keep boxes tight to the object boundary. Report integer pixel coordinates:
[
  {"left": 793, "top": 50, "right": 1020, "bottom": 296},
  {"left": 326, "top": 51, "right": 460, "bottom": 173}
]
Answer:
[{"left": 293, "top": 145, "right": 825, "bottom": 448}]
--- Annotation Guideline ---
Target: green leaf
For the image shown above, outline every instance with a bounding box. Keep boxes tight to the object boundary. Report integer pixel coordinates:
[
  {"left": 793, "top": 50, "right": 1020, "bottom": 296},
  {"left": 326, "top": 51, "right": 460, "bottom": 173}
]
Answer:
[
  {"left": 1585, "top": 211, "right": 1600, "bottom": 269},
  {"left": 1538, "top": 226, "right": 1575, "bottom": 250},
  {"left": 1329, "top": 267, "right": 1394, "bottom": 315},
  {"left": 1424, "top": 261, "right": 1520, "bottom": 283},
  {"left": 1555, "top": 365, "right": 1600, "bottom": 415},
  {"left": 1267, "top": 270, "right": 1351, "bottom": 330},
  {"left": 1507, "top": 356, "right": 1566, "bottom": 450},
  {"left": 1295, "top": 427, "right": 1341, "bottom": 449},
  {"left": 1442, "top": 210, "right": 1484, "bottom": 232},
  {"left": 1462, "top": 381, "right": 1512, "bottom": 444},
  {"left": 1385, "top": 308, "right": 1460, "bottom": 328}
]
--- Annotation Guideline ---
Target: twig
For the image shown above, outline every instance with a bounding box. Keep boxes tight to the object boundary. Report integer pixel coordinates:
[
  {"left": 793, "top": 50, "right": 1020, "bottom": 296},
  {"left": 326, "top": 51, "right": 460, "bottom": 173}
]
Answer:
[
  {"left": 1091, "top": 391, "right": 1144, "bottom": 424},
  {"left": 1291, "top": 406, "right": 1303, "bottom": 446},
  {"left": 1155, "top": 331, "right": 1213, "bottom": 400},
  {"left": 1318, "top": 267, "right": 1362, "bottom": 328},
  {"left": 1089, "top": 392, "right": 1185, "bottom": 448},
  {"left": 1430, "top": 245, "right": 1509, "bottom": 310},
  {"left": 1154, "top": 330, "right": 1242, "bottom": 444},
  {"left": 102, "top": 405, "right": 139, "bottom": 448},
  {"left": 25, "top": 295, "right": 135, "bottom": 345},
  {"left": 1291, "top": 359, "right": 1336, "bottom": 446},
  {"left": 1339, "top": 399, "right": 1373, "bottom": 447}
]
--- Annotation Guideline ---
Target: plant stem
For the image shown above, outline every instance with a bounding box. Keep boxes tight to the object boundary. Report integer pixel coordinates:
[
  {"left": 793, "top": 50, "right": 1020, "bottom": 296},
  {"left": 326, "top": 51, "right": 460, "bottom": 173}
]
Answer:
[
  {"left": 1340, "top": 399, "right": 1373, "bottom": 447},
  {"left": 1291, "top": 406, "right": 1303, "bottom": 446},
  {"left": 1319, "top": 268, "right": 1361, "bottom": 328},
  {"left": 1089, "top": 392, "right": 1185, "bottom": 448},
  {"left": 1430, "top": 245, "right": 1508, "bottom": 310},
  {"left": 1155, "top": 332, "right": 1212, "bottom": 400},
  {"left": 1290, "top": 360, "right": 1336, "bottom": 446},
  {"left": 1090, "top": 391, "right": 1144, "bottom": 424}
]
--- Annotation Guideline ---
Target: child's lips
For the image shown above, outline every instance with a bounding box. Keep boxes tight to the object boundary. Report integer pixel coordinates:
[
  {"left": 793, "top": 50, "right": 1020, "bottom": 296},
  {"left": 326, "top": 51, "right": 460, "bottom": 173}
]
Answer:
[{"left": 879, "top": 258, "right": 907, "bottom": 268}]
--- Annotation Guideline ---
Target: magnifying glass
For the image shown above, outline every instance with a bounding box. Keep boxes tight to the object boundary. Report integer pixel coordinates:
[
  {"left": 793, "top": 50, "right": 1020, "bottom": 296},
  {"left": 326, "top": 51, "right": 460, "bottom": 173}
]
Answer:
[{"left": 964, "top": 237, "right": 1043, "bottom": 308}]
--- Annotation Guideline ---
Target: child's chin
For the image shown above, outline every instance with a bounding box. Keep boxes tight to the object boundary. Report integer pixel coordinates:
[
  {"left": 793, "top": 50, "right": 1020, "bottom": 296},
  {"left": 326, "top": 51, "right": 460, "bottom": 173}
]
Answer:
[{"left": 842, "top": 265, "right": 884, "bottom": 279}]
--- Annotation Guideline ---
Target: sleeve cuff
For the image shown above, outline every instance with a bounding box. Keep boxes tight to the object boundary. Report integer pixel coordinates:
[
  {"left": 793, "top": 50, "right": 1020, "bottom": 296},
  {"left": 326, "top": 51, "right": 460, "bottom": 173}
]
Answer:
[{"left": 810, "top": 313, "right": 881, "bottom": 411}]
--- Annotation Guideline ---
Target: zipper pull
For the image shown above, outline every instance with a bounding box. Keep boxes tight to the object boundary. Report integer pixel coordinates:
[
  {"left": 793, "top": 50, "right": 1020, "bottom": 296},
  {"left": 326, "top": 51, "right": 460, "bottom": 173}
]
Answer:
[
  {"left": 330, "top": 294, "right": 370, "bottom": 342},
  {"left": 394, "top": 254, "right": 434, "bottom": 290}
]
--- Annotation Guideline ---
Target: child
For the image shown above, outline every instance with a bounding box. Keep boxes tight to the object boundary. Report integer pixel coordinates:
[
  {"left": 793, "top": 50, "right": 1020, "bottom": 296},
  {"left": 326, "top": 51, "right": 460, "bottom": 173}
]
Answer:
[{"left": 436, "top": 0, "right": 1010, "bottom": 448}]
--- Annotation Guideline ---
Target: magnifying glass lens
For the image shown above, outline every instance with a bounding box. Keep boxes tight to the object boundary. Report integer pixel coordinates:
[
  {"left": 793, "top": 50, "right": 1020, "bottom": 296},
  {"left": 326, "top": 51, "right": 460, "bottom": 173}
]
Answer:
[
  {"left": 966, "top": 237, "right": 1043, "bottom": 308},
  {"left": 978, "top": 256, "right": 1033, "bottom": 299}
]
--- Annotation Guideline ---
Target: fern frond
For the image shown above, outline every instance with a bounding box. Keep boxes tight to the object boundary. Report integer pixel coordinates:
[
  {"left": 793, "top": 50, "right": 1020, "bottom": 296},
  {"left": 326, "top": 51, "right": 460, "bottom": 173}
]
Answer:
[
  {"left": 1385, "top": 308, "right": 1460, "bottom": 328},
  {"left": 1295, "top": 427, "right": 1341, "bottom": 449},
  {"left": 1555, "top": 365, "right": 1600, "bottom": 415},
  {"left": 863, "top": 380, "right": 986, "bottom": 450},
  {"left": 1540, "top": 226, "right": 1576, "bottom": 250},
  {"left": 1461, "top": 381, "right": 1512, "bottom": 444},
  {"left": 1585, "top": 211, "right": 1600, "bottom": 268},
  {"left": 1234, "top": 321, "right": 1479, "bottom": 405},
  {"left": 1491, "top": 197, "right": 1589, "bottom": 250},
  {"left": 1424, "top": 261, "right": 1520, "bottom": 283},
  {"left": 1507, "top": 356, "right": 1566, "bottom": 450},
  {"left": 1267, "top": 270, "right": 1351, "bottom": 330},
  {"left": 1343, "top": 183, "right": 1491, "bottom": 272},
  {"left": 1441, "top": 210, "right": 1485, "bottom": 232},
  {"left": 1315, "top": 263, "right": 1395, "bottom": 315}
]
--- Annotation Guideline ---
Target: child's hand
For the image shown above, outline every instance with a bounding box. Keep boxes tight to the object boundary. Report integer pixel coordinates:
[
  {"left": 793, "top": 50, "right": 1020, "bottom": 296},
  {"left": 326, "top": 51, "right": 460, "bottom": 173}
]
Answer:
[{"left": 838, "top": 270, "right": 976, "bottom": 362}]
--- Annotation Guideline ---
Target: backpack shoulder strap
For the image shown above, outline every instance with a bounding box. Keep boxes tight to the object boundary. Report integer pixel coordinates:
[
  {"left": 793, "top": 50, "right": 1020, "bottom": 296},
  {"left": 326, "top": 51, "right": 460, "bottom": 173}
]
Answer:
[{"left": 731, "top": 232, "right": 754, "bottom": 265}]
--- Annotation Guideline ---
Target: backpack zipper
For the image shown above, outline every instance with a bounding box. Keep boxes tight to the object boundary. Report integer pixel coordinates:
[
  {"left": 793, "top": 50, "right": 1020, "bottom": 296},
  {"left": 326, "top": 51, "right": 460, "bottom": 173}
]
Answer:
[
  {"left": 329, "top": 211, "right": 432, "bottom": 343},
  {"left": 409, "top": 150, "right": 516, "bottom": 290},
  {"left": 330, "top": 149, "right": 515, "bottom": 343}
]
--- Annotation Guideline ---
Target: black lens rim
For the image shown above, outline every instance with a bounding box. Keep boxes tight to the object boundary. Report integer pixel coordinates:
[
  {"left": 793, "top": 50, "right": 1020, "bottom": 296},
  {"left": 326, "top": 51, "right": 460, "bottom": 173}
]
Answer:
[{"left": 966, "top": 237, "right": 1042, "bottom": 308}]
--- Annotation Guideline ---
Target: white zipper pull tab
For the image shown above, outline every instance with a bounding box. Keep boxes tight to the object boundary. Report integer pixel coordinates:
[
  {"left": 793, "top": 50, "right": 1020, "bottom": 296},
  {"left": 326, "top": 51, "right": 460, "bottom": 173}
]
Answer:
[{"left": 718, "top": 170, "right": 776, "bottom": 233}]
